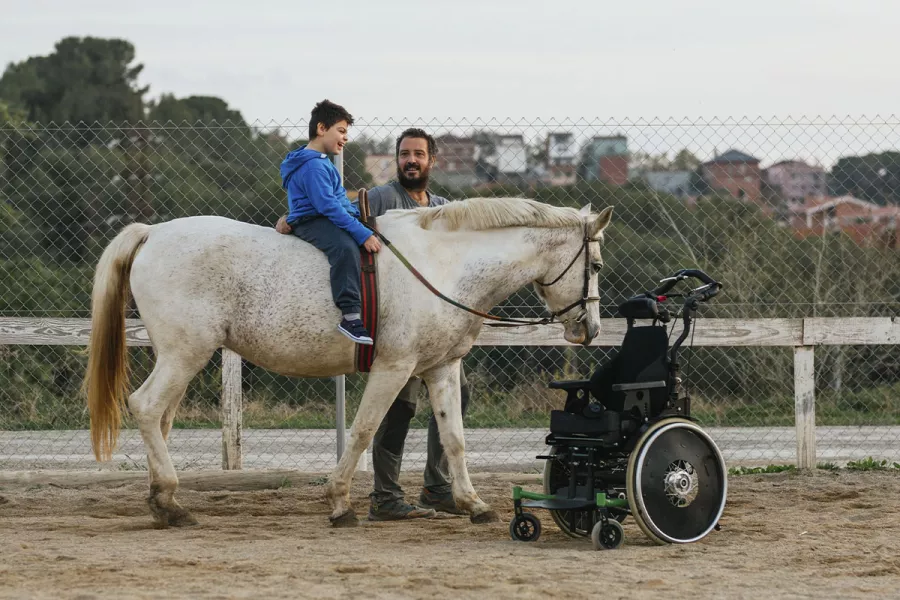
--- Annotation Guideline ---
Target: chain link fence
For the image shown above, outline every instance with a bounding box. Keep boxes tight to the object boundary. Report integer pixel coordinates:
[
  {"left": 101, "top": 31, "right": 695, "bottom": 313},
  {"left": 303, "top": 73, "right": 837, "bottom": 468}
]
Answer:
[{"left": 1, "top": 117, "right": 899, "bottom": 472}]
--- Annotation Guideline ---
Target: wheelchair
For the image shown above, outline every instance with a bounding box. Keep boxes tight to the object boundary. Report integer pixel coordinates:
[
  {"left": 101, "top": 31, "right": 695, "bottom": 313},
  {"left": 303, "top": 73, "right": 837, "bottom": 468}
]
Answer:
[{"left": 510, "top": 269, "right": 727, "bottom": 550}]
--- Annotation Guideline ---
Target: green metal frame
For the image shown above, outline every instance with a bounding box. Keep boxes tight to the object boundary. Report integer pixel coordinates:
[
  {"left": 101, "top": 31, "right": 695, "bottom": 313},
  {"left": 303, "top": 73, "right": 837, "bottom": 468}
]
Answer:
[{"left": 512, "top": 486, "right": 628, "bottom": 509}]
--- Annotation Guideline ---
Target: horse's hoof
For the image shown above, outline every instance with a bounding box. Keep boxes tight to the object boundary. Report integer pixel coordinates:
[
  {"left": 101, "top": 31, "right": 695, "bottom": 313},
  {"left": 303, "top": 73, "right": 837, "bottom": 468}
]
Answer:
[
  {"left": 147, "top": 494, "right": 198, "bottom": 528},
  {"left": 150, "top": 509, "right": 198, "bottom": 529},
  {"left": 168, "top": 510, "right": 199, "bottom": 528},
  {"left": 147, "top": 497, "right": 169, "bottom": 528},
  {"left": 329, "top": 509, "right": 359, "bottom": 528},
  {"left": 470, "top": 510, "right": 500, "bottom": 524}
]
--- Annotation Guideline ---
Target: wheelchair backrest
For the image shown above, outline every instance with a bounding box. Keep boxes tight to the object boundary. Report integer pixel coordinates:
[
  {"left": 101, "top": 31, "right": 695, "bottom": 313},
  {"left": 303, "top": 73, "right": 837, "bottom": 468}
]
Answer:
[
  {"left": 617, "top": 325, "right": 669, "bottom": 383},
  {"left": 589, "top": 324, "right": 670, "bottom": 415}
]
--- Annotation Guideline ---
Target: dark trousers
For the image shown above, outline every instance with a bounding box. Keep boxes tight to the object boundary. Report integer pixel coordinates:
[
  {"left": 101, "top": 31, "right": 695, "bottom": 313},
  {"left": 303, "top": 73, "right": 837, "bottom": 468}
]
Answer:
[
  {"left": 291, "top": 216, "right": 361, "bottom": 315},
  {"left": 371, "top": 365, "right": 470, "bottom": 502}
]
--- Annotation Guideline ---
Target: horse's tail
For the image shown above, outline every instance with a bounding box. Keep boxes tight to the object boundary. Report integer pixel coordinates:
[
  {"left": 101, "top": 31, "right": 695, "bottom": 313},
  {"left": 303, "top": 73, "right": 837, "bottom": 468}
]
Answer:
[{"left": 84, "top": 223, "right": 151, "bottom": 461}]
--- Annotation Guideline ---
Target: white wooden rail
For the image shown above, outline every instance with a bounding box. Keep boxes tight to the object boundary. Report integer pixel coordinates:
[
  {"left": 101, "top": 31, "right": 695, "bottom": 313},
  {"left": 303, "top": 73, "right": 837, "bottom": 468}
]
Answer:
[{"left": 1, "top": 316, "right": 898, "bottom": 470}]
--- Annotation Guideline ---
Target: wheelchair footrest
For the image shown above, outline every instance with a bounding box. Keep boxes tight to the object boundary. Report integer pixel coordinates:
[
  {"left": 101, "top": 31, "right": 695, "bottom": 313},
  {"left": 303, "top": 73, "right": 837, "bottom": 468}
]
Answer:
[{"left": 521, "top": 498, "right": 598, "bottom": 511}]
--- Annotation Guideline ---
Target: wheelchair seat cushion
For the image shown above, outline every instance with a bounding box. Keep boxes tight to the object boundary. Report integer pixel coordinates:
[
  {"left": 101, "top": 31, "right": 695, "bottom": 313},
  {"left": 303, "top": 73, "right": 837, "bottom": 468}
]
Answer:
[{"left": 549, "top": 409, "right": 621, "bottom": 436}]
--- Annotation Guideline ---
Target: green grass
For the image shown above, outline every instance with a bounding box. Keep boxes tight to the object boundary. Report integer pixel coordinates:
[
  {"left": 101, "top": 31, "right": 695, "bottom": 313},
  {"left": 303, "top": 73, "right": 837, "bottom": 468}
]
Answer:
[
  {"left": 846, "top": 457, "right": 900, "bottom": 471},
  {"left": 728, "top": 458, "right": 900, "bottom": 476},
  {"left": 728, "top": 464, "right": 797, "bottom": 476}
]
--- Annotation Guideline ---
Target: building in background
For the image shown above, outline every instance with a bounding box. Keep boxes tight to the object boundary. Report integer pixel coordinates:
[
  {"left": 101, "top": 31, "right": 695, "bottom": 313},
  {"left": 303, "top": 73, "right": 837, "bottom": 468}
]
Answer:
[
  {"left": 432, "top": 134, "right": 480, "bottom": 188},
  {"left": 788, "top": 195, "right": 899, "bottom": 248},
  {"left": 764, "top": 159, "right": 827, "bottom": 205},
  {"left": 544, "top": 131, "right": 577, "bottom": 185},
  {"left": 579, "top": 135, "right": 628, "bottom": 185},
  {"left": 494, "top": 134, "right": 529, "bottom": 183},
  {"left": 700, "top": 149, "right": 762, "bottom": 203},
  {"left": 643, "top": 170, "right": 697, "bottom": 199}
]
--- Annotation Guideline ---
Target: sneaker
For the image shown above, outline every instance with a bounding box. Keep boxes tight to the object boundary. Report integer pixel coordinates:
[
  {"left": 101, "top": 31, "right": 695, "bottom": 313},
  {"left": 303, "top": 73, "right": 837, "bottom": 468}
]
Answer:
[
  {"left": 338, "top": 318, "right": 374, "bottom": 345},
  {"left": 368, "top": 498, "right": 436, "bottom": 521},
  {"left": 418, "top": 488, "right": 466, "bottom": 515}
]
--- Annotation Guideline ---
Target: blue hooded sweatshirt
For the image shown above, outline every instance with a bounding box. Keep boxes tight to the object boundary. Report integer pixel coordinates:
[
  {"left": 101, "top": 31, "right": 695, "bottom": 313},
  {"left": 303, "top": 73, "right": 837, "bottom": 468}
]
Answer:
[{"left": 280, "top": 146, "right": 372, "bottom": 246}]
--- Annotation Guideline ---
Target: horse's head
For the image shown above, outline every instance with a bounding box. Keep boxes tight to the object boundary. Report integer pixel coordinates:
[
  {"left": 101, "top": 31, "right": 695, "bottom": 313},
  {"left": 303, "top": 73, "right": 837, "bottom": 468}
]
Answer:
[{"left": 533, "top": 204, "right": 613, "bottom": 346}]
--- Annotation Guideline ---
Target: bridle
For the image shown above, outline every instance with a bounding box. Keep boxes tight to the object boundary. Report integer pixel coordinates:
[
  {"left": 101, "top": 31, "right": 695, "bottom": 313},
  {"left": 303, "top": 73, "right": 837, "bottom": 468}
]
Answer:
[
  {"left": 371, "top": 220, "right": 601, "bottom": 328},
  {"left": 534, "top": 221, "right": 601, "bottom": 326}
]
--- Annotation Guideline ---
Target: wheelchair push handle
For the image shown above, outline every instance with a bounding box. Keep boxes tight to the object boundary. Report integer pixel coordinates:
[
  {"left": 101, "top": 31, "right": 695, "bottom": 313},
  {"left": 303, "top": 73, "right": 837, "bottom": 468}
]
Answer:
[{"left": 653, "top": 269, "right": 722, "bottom": 303}]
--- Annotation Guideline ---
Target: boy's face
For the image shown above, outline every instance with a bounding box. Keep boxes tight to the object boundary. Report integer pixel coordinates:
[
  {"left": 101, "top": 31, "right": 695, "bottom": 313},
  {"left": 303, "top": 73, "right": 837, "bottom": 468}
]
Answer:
[{"left": 316, "top": 120, "right": 349, "bottom": 154}]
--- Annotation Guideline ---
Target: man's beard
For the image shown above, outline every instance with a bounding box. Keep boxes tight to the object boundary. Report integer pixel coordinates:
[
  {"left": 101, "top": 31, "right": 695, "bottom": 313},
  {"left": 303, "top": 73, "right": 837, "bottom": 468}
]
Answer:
[{"left": 397, "top": 164, "right": 430, "bottom": 191}]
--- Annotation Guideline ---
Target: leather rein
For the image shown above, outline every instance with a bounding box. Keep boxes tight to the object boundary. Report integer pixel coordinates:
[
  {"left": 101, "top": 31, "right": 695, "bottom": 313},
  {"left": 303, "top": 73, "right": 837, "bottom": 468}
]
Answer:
[{"left": 361, "top": 191, "right": 599, "bottom": 328}]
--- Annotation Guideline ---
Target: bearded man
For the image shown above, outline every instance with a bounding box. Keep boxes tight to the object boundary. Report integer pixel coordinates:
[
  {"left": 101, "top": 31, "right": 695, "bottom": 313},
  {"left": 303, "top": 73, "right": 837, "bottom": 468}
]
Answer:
[{"left": 275, "top": 128, "right": 471, "bottom": 521}]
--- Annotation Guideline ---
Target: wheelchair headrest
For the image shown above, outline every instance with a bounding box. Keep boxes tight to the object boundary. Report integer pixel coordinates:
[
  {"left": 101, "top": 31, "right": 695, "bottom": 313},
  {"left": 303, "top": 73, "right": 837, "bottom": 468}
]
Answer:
[{"left": 618, "top": 295, "right": 661, "bottom": 320}]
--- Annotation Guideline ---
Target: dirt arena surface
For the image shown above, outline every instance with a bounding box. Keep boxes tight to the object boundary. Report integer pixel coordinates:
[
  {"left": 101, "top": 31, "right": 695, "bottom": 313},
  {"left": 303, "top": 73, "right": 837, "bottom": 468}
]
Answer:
[{"left": 1, "top": 470, "right": 898, "bottom": 599}]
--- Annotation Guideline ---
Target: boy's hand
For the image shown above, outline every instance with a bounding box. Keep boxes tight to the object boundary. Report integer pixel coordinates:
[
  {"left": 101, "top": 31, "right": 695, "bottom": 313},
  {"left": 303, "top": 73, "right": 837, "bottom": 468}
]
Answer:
[
  {"left": 275, "top": 216, "right": 292, "bottom": 234},
  {"left": 363, "top": 235, "right": 382, "bottom": 253}
]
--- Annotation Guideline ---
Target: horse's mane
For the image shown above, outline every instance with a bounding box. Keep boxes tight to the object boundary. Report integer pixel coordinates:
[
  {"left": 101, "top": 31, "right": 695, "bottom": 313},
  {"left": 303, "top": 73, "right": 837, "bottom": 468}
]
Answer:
[{"left": 414, "top": 197, "right": 584, "bottom": 231}]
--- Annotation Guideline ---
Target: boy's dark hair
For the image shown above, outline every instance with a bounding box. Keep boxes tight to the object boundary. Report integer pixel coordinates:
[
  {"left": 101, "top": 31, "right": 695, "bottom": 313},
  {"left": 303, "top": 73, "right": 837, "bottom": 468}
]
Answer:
[
  {"left": 308, "top": 99, "right": 354, "bottom": 139},
  {"left": 395, "top": 128, "right": 438, "bottom": 160}
]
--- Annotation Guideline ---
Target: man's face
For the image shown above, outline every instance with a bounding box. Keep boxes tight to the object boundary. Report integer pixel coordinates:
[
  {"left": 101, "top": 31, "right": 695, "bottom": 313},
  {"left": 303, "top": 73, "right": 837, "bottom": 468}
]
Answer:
[
  {"left": 396, "top": 136, "right": 432, "bottom": 190},
  {"left": 318, "top": 120, "right": 349, "bottom": 155}
]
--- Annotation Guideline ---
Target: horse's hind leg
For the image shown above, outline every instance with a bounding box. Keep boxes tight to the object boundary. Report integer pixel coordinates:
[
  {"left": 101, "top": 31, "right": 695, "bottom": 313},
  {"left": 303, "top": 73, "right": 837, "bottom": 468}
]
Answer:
[
  {"left": 160, "top": 390, "right": 184, "bottom": 442},
  {"left": 129, "top": 350, "right": 212, "bottom": 528}
]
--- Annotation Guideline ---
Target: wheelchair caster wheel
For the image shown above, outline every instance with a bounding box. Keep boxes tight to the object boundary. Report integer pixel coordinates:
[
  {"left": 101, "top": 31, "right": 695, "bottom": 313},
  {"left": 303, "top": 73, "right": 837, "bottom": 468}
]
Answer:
[
  {"left": 591, "top": 519, "right": 624, "bottom": 550},
  {"left": 509, "top": 513, "right": 542, "bottom": 542}
]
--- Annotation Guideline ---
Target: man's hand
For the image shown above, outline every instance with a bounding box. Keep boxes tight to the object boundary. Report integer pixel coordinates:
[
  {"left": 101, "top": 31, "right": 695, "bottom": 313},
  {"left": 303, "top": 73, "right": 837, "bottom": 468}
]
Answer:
[
  {"left": 275, "top": 215, "right": 292, "bottom": 235},
  {"left": 363, "top": 235, "right": 382, "bottom": 253}
]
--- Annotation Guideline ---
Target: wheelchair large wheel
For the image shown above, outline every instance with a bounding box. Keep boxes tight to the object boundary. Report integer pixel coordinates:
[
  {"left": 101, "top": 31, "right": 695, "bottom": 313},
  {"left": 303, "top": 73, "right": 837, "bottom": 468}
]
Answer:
[
  {"left": 543, "top": 446, "right": 625, "bottom": 538},
  {"left": 626, "top": 418, "right": 727, "bottom": 545}
]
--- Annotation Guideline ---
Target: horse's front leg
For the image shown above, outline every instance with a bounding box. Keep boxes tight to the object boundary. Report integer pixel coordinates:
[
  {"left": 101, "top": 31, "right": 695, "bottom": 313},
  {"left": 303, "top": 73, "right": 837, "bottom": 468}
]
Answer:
[
  {"left": 421, "top": 360, "right": 499, "bottom": 524},
  {"left": 326, "top": 365, "right": 414, "bottom": 527}
]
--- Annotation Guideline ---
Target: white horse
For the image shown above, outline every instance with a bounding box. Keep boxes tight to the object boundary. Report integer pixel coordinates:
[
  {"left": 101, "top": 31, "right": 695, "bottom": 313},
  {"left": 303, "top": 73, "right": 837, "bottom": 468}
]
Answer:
[{"left": 84, "top": 197, "right": 613, "bottom": 527}]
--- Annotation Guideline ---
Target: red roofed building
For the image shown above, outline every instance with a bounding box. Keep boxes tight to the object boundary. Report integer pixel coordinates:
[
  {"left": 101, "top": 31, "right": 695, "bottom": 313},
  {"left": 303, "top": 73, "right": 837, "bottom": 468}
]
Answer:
[
  {"left": 788, "top": 195, "right": 899, "bottom": 248},
  {"left": 700, "top": 149, "right": 762, "bottom": 204}
]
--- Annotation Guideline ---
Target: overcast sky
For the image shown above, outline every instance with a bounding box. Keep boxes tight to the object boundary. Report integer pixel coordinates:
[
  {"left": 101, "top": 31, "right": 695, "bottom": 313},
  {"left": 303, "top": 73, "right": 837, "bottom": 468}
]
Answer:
[{"left": 3, "top": 0, "right": 899, "bottom": 164}]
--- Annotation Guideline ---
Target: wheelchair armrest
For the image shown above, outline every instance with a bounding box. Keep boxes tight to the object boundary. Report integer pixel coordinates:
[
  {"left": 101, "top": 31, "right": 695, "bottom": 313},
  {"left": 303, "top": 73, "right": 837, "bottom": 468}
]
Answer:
[
  {"left": 611, "top": 380, "right": 667, "bottom": 392},
  {"left": 549, "top": 379, "right": 591, "bottom": 391}
]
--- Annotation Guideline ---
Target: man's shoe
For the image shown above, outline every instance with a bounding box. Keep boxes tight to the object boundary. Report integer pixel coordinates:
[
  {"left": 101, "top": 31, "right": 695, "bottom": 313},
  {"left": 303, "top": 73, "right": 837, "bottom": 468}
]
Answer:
[
  {"left": 338, "top": 318, "right": 374, "bottom": 345},
  {"left": 368, "top": 498, "right": 436, "bottom": 521},
  {"left": 418, "top": 488, "right": 466, "bottom": 515}
]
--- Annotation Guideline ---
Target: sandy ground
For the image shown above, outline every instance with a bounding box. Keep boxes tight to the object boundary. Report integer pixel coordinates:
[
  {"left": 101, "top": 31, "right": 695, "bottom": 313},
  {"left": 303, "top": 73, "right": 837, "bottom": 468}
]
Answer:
[{"left": 0, "top": 470, "right": 898, "bottom": 600}]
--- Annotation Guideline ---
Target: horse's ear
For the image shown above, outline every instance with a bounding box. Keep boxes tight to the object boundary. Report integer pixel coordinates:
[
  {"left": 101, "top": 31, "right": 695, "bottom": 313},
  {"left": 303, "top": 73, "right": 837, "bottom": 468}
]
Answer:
[
  {"left": 589, "top": 206, "right": 613, "bottom": 238},
  {"left": 579, "top": 204, "right": 592, "bottom": 216}
]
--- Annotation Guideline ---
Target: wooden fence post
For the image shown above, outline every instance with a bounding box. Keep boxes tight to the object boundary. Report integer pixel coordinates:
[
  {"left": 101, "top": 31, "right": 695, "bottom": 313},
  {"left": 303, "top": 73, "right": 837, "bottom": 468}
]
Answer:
[
  {"left": 793, "top": 345, "right": 816, "bottom": 470},
  {"left": 221, "top": 349, "right": 243, "bottom": 470}
]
